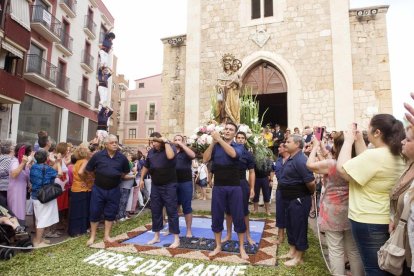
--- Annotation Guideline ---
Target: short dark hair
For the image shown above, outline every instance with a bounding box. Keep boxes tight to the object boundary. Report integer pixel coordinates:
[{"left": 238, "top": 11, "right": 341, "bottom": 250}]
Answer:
[
  {"left": 225, "top": 122, "right": 238, "bottom": 132},
  {"left": 105, "top": 32, "right": 115, "bottom": 39},
  {"left": 38, "top": 136, "right": 49, "bottom": 148},
  {"left": 236, "top": 131, "right": 247, "bottom": 140},
  {"left": 150, "top": 132, "right": 161, "bottom": 138},
  {"left": 34, "top": 149, "right": 48, "bottom": 164}
]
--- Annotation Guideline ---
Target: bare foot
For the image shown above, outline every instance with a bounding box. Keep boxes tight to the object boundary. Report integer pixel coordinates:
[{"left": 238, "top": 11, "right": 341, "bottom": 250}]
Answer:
[
  {"left": 104, "top": 237, "right": 115, "bottom": 243},
  {"left": 240, "top": 250, "right": 249, "bottom": 260},
  {"left": 186, "top": 231, "right": 193, "bottom": 238},
  {"left": 266, "top": 212, "right": 271, "bottom": 216},
  {"left": 247, "top": 237, "right": 256, "bottom": 246},
  {"left": 169, "top": 240, "right": 180, "bottom": 248},
  {"left": 86, "top": 238, "right": 95, "bottom": 246},
  {"left": 284, "top": 258, "right": 304, "bottom": 267},
  {"left": 221, "top": 236, "right": 230, "bottom": 243},
  {"left": 147, "top": 237, "right": 160, "bottom": 245},
  {"left": 209, "top": 247, "right": 221, "bottom": 257},
  {"left": 279, "top": 253, "right": 295, "bottom": 259}
]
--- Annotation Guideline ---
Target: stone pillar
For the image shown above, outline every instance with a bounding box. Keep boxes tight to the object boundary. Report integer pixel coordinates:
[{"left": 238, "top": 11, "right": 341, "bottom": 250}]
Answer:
[
  {"left": 184, "top": 0, "right": 201, "bottom": 135},
  {"left": 60, "top": 109, "right": 69, "bottom": 142},
  {"left": 330, "top": 0, "right": 355, "bottom": 129}
]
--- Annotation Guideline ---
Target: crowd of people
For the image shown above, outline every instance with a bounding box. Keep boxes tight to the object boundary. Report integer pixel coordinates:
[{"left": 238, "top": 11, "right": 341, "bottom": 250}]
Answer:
[{"left": 2, "top": 94, "right": 414, "bottom": 275}]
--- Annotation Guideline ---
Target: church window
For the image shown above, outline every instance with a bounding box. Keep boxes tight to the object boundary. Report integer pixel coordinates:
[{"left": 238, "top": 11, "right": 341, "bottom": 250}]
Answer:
[
  {"left": 264, "top": 0, "right": 273, "bottom": 17},
  {"left": 251, "top": 0, "right": 260, "bottom": 19},
  {"left": 251, "top": 0, "right": 273, "bottom": 19}
]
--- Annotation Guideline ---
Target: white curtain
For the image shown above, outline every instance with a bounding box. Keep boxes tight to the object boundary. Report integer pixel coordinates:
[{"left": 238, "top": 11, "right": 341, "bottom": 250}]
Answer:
[{"left": 10, "top": 0, "right": 31, "bottom": 31}]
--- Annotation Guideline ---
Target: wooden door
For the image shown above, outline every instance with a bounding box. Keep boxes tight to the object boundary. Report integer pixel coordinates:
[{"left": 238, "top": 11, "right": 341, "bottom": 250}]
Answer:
[{"left": 242, "top": 62, "right": 287, "bottom": 95}]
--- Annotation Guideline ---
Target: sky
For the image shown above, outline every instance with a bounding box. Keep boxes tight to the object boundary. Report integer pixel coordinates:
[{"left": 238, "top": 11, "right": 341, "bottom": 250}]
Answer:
[{"left": 102, "top": 0, "right": 414, "bottom": 121}]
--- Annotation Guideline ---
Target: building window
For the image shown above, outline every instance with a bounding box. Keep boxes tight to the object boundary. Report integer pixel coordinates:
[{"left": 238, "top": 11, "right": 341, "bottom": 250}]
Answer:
[
  {"left": 138, "top": 82, "right": 144, "bottom": 88},
  {"left": 148, "top": 128, "right": 154, "bottom": 136},
  {"left": 17, "top": 96, "right": 61, "bottom": 144},
  {"left": 129, "top": 104, "right": 137, "bottom": 121},
  {"left": 67, "top": 112, "right": 83, "bottom": 145},
  {"left": 99, "top": 24, "right": 107, "bottom": 44},
  {"left": 251, "top": 0, "right": 273, "bottom": 19},
  {"left": 88, "top": 120, "right": 97, "bottom": 141},
  {"left": 148, "top": 103, "right": 155, "bottom": 120},
  {"left": 128, "top": 128, "right": 136, "bottom": 139}
]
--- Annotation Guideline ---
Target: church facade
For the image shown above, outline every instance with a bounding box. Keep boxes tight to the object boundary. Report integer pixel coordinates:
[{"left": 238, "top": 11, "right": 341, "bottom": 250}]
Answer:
[{"left": 160, "top": 0, "right": 391, "bottom": 136}]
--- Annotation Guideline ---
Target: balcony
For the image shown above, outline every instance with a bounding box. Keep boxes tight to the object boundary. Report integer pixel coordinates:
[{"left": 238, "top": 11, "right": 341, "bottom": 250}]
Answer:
[
  {"left": 78, "top": 87, "right": 92, "bottom": 107},
  {"left": 30, "top": 5, "right": 61, "bottom": 43},
  {"left": 24, "top": 54, "right": 57, "bottom": 89},
  {"left": 0, "top": 70, "right": 26, "bottom": 103},
  {"left": 55, "top": 32, "right": 73, "bottom": 56},
  {"left": 83, "top": 15, "right": 96, "bottom": 40},
  {"left": 59, "top": 0, "right": 76, "bottom": 18},
  {"left": 80, "top": 50, "right": 94, "bottom": 73},
  {"left": 50, "top": 73, "right": 70, "bottom": 97}
]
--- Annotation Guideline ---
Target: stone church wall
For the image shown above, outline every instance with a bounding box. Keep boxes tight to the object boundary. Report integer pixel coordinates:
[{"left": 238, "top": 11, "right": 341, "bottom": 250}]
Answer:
[{"left": 349, "top": 6, "right": 391, "bottom": 129}]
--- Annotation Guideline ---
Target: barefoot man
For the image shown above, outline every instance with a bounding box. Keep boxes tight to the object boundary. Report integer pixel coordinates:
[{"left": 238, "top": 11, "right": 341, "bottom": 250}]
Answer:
[
  {"left": 139, "top": 132, "right": 180, "bottom": 248},
  {"left": 85, "top": 135, "right": 130, "bottom": 245},
  {"left": 174, "top": 134, "right": 196, "bottom": 238},
  {"left": 203, "top": 122, "right": 249, "bottom": 260},
  {"left": 278, "top": 135, "right": 315, "bottom": 267},
  {"left": 221, "top": 131, "right": 256, "bottom": 246}
]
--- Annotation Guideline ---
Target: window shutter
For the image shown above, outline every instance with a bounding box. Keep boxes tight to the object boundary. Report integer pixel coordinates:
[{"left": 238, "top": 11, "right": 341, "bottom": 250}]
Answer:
[
  {"left": 10, "top": 0, "right": 31, "bottom": 31},
  {"left": 130, "top": 104, "right": 137, "bottom": 112}
]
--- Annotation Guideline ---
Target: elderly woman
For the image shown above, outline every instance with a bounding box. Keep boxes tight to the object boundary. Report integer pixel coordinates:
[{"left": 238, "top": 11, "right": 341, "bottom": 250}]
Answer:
[
  {"left": 337, "top": 114, "right": 406, "bottom": 275},
  {"left": 8, "top": 144, "right": 33, "bottom": 226},
  {"left": 30, "top": 149, "right": 62, "bottom": 247},
  {"left": 68, "top": 145, "right": 94, "bottom": 236}
]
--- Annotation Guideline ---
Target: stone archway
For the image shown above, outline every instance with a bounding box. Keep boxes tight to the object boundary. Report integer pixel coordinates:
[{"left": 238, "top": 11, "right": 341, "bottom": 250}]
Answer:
[
  {"left": 242, "top": 61, "right": 288, "bottom": 128},
  {"left": 239, "top": 51, "right": 302, "bottom": 128}
]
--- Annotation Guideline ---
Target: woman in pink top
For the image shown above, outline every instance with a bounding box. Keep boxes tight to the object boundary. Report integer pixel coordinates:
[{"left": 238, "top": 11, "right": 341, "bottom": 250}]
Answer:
[{"left": 307, "top": 132, "right": 363, "bottom": 276}]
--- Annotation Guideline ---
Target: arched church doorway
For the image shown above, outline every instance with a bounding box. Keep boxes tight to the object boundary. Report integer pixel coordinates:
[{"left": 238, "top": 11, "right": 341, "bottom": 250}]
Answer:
[{"left": 242, "top": 61, "right": 287, "bottom": 128}]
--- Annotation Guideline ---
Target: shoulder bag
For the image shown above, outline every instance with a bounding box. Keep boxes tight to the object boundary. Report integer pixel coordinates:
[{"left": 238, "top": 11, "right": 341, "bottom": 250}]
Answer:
[
  {"left": 37, "top": 165, "right": 63, "bottom": 204},
  {"left": 377, "top": 197, "right": 411, "bottom": 275}
]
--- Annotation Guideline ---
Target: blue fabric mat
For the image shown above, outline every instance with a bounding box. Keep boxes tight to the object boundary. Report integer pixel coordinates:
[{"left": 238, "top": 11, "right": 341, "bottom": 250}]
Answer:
[{"left": 123, "top": 217, "right": 265, "bottom": 247}]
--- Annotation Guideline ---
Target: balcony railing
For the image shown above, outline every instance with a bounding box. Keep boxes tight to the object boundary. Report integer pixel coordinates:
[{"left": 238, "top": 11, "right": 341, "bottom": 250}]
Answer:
[
  {"left": 78, "top": 86, "right": 92, "bottom": 105},
  {"left": 56, "top": 73, "right": 70, "bottom": 94},
  {"left": 84, "top": 15, "right": 96, "bottom": 38},
  {"left": 60, "top": 0, "right": 76, "bottom": 17},
  {"left": 26, "top": 54, "right": 57, "bottom": 84},
  {"left": 80, "top": 50, "right": 94, "bottom": 72},
  {"left": 31, "top": 5, "right": 61, "bottom": 41},
  {"left": 57, "top": 31, "right": 73, "bottom": 54}
]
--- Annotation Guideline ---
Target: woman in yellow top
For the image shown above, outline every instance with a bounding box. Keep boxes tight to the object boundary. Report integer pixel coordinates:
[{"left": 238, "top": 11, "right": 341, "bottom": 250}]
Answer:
[
  {"left": 68, "top": 145, "right": 95, "bottom": 237},
  {"left": 337, "top": 114, "right": 406, "bottom": 276}
]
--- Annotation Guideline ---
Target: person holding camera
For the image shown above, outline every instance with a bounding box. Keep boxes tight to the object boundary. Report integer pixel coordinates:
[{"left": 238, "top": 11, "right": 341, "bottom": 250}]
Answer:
[{"left": 139, "top": 132, "right": 180, "bottom": 248}]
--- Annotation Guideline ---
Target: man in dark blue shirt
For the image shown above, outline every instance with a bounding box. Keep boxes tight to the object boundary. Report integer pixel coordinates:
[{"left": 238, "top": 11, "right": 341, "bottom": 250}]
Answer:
[
  {"left": 278, "top": 135, "right": 315, "bottom": 267},
  {"left": 139, "top": 132, "right": 180, "bottom": 248},
  {"left": 173, "top": 134, "right": 195, "bottom": 238},
  {"left": 85, "top": 134, "right": 130, "bottom": 246},
  {"left": 273, "top": 142, "right": 289, "bottom": 244},
  {"left": 203, "top": 123, "right": 248, "bottom": 260}
]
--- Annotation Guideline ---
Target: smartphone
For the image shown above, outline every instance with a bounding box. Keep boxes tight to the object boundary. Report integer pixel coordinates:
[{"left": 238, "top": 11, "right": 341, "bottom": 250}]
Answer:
[{"left": 315, "top": 127, "right": 325, "bottom": 141}]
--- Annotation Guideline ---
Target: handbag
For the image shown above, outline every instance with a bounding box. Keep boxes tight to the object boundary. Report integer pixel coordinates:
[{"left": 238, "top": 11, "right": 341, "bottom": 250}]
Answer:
[
  {"left": 37, "top": 165, "right": 63, "bottom": 204},
  {"left": 377, "top": 199, "right": 410, "bottom": 275}
]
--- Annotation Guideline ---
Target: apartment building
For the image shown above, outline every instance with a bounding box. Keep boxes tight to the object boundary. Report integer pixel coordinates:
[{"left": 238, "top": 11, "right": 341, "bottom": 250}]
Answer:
[
  {"left": 0, "top": 0, "right": 116, "bottom": 145},
  {"left": 120, "top": 74, "right": 162, "bottom": 148}
]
